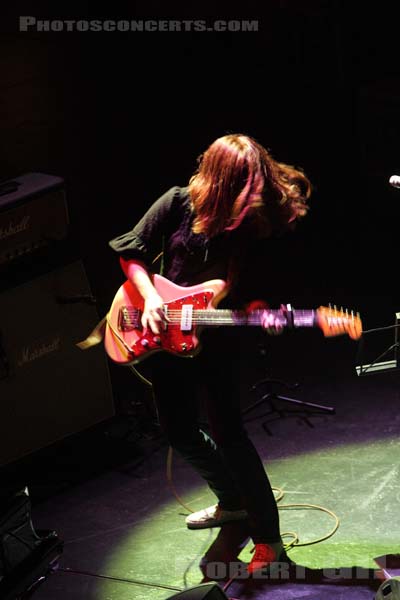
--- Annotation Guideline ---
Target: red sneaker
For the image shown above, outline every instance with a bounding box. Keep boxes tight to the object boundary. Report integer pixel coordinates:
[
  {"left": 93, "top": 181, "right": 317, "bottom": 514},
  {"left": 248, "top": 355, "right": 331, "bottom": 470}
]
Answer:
[{"left": 247, "top": 543, "right": 278, "bottom": 574}]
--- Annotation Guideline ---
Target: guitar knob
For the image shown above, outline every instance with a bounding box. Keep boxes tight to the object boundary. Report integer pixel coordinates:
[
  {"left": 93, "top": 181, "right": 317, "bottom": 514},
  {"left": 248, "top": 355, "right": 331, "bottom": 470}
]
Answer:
[
  {"left": 181, "top": 343, "right": 187, "bottom": 351},
  {"left": 153, "top": 336, "right": 161, "bottom": 345},
  {"left": 141, "top": 339, "right": 149, "bottom": 347}
]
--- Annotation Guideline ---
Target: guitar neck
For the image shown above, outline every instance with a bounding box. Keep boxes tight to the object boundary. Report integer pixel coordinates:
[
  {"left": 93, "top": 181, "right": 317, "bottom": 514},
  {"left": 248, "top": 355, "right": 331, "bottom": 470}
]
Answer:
[{"left": 193, "top": 308, "right": 317, "bottom": 328}]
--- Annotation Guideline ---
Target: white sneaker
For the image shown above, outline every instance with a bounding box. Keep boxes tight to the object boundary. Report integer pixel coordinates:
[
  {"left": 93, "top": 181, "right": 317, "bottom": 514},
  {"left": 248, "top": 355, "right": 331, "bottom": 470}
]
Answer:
[{"left": 185, "top": 504, "right": 248, "bottom": 529}]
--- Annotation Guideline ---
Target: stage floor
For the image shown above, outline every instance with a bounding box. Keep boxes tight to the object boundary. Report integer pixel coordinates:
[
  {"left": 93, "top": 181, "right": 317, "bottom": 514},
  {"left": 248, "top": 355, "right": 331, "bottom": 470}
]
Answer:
[{"left": 26, "top": 365, "right": 400, "bottom": 600}]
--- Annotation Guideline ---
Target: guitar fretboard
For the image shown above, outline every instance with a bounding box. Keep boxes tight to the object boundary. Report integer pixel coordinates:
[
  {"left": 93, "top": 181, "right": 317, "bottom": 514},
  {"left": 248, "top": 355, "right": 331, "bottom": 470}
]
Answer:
[{"left": 166, "top": 309, "right": 317, "bottom": 327}]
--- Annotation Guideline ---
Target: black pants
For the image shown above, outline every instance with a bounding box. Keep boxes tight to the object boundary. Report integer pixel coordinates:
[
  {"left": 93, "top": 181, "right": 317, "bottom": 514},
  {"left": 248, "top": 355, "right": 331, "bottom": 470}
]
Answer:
[{"left": 149, "top": 330, "right": 281, "bottom": 544}]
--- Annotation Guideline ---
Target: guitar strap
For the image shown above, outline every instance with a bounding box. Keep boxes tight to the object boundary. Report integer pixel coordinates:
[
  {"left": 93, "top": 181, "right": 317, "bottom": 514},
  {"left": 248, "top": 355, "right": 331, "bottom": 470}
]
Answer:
[
  {"left": 76, "top": 238, "right": 165, "bottom": 352},
  {"left": 76, "top": 314, "right": 108, "bottom": 350}
]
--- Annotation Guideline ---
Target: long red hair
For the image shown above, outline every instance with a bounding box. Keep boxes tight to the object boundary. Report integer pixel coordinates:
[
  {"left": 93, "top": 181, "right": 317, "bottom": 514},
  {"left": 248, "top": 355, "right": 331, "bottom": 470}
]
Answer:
[{"left": 188, "top": 134, "right": 311, "bottom": 238}]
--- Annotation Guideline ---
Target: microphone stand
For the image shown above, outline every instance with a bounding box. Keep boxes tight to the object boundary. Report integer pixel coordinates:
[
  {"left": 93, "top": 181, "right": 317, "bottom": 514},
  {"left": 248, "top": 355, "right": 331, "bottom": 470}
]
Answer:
[
  {"left": 355, "top": 321, "right": 400, "bottom": 376},
  {"left": 242, "top": 345, "right": 335, "bottom": 436}
]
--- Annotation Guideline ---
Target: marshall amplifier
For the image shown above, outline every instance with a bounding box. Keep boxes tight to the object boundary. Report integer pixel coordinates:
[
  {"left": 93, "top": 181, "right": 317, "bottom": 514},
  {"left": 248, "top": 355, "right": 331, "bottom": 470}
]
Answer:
[
  {"left": 0, "top": 172, "right": 68, "bottom": 266},
  {"left": 0, "top": 259, "right": 115, "bottom": 467}
]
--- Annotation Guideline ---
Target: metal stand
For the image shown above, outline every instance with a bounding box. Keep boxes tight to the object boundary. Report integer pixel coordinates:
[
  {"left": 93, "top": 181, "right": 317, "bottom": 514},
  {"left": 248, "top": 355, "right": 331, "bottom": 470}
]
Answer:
[
  {"left": 355, "top": 314, "right": 400, "bottom": 376},
  {"left": 242, "top": 376, "right": 335, "bottom": 435}
]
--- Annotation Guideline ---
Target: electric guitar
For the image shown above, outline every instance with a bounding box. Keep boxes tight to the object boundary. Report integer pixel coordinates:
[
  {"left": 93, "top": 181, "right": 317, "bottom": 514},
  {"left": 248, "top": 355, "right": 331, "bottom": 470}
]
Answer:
[{"left": 103, "top": 274, "right": 362, "bottom": 366}]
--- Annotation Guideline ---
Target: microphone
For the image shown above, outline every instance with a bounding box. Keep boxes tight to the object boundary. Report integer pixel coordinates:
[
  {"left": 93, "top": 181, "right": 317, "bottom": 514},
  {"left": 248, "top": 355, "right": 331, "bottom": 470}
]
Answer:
[{"left": 389, "top": 175, "right": 400, "bottom": 188}]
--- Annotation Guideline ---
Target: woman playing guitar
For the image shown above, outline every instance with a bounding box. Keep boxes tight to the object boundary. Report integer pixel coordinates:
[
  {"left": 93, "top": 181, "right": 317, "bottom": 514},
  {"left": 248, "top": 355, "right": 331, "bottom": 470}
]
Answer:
[{"left": 107, "top": 133, "right": 358, "bottom": 575}]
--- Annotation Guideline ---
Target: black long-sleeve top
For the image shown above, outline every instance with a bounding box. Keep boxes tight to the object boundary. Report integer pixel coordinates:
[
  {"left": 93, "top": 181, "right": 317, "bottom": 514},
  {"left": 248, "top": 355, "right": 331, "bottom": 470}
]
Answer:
[{"left": 108, "top": 186, "right": 252, "bottom": 291}]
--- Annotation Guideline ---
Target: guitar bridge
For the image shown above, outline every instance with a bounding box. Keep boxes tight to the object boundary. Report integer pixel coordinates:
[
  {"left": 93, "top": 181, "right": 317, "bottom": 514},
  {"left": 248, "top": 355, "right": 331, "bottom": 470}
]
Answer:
[{"left": 118, "top": 306, "right": 141, "bottom": 331}]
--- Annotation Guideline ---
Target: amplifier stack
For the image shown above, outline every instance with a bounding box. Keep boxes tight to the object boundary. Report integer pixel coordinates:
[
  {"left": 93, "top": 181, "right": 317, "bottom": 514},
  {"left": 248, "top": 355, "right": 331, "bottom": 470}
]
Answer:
[{"left": 0, "top": 172, "right": 115, "bottom": 468}]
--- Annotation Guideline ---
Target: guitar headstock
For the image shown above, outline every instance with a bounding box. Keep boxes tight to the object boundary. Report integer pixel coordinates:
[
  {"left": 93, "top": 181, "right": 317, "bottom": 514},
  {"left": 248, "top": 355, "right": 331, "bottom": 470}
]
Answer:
[{"left": 316, "top": 306, "right": 362, "bottom": 340}]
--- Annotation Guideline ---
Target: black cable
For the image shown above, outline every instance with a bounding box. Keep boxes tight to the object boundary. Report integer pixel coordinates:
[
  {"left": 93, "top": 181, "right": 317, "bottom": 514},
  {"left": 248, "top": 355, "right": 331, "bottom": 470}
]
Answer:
[
  {"left": 2, "top": 529, "right": 41, "bottom": 552},
  {"left": 58, "top": 567, "right": 183, "bottom": 593},
  {"left": 362, "top": 324, "right": 400, "bottom": 334},
  {"left": 4, "top": 524, "right": 183, "bottom": 595}
]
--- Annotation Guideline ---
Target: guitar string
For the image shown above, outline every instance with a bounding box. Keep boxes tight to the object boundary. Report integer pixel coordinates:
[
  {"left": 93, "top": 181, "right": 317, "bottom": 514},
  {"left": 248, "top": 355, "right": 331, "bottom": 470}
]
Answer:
[
  {"left": 120, "top": 317, "right": 356, "bottom": 325},
  {"left": 121, "top": 310, "right": 318, "bottom": 319},
  {"left": 120, "top": 316, "right": 351, "bottom": 323},
  {"left": 121, "top": 311, "right": 356, "bottom": 321},
  {"left": 120, "top": 319, "right": 319, "bottom": 324}
]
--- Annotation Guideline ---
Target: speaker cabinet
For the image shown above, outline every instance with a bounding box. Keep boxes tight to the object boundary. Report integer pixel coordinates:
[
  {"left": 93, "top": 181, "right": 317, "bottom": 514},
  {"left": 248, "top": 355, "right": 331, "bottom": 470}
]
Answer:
[{"left": 0, "top": 260, "right": 115, "bottom": 467}]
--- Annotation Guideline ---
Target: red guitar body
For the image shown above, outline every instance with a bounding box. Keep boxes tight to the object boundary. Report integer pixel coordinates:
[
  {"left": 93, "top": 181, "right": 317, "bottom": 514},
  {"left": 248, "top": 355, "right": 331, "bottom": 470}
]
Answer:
[{"left": 104, "top": 275, "right": 227, "bottom": 365}]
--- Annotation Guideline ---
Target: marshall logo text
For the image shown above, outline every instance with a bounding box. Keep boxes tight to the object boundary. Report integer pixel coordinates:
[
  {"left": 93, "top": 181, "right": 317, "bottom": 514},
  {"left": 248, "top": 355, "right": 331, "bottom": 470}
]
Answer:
[
  {"left": 0, "top": 215, "right": 31, "bottom": 240},
  {"left": 17, "top": 337, "right": 61, "bottom": 367}
]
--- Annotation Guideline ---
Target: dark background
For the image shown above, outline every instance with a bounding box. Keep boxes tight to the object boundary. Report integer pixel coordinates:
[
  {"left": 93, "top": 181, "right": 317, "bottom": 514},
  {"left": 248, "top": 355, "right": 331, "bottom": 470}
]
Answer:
[{"left": 1, "top": 1, "right": 400, "bottom": 411}]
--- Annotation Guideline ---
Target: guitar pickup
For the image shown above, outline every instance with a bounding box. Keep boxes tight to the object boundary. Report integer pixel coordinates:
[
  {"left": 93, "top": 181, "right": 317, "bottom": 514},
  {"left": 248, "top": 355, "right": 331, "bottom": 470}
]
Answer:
[
  {"left": 163, "top": 306, "right": 169, "bottom": 331},
  {"left": 180, "top": 304, "right": 193, "bottom": 331},
  {"left": 118, "top": 306, "right": 141, "bottom": 331}
]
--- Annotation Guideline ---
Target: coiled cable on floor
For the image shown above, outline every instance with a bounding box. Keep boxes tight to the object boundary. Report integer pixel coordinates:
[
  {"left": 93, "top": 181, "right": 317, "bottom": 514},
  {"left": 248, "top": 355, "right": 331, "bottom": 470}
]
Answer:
[
  {"left": 166, "top": 446, "right": 340, "bottom": 549},
  {"left": 278, "top": 502, "right": 340, "bottom": 548}
]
